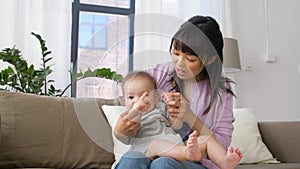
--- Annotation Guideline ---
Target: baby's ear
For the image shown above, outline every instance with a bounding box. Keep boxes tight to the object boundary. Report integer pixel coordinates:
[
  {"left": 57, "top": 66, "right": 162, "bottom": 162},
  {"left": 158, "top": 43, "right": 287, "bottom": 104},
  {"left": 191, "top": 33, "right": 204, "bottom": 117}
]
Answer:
[
  {"left": 117, "top": 96, "right": 125, "bottom": 106},
  {"left": 152, "top": 89, "right": 162, "bottom": 102},
  {"left": 154, "top": 92, "right": 160, "bottom": 102}
]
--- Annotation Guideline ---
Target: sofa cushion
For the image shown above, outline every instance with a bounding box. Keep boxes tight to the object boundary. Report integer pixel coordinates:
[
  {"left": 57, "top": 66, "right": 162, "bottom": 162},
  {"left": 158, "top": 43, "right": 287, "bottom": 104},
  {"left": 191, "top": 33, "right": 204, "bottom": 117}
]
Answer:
[
  {"left": 0, "top": 90, "right": 119, "bottom": 168},
  {"left": 231, "top": 108, "right": 279, "bottom": 164},
  {"left": 102, "top": 105, "right": 131, "bottom": 168}
]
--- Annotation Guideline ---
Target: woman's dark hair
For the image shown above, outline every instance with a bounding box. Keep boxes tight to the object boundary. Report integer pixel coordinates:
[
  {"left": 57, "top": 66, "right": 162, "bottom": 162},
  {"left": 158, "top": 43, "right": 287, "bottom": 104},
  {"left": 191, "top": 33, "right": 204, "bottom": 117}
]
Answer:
[{"left": 169, "top": 15, "right": 235, "bottom": 114}]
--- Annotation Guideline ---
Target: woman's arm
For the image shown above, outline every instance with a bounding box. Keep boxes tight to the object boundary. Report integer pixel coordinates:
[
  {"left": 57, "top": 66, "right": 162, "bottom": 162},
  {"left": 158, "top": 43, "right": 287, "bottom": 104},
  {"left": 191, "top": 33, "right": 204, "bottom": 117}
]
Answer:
[
  {"left": 164, "top": 92, "right": 234, "bottom": 149},
  {"left": 183, "top": 108, "right": 207, "bottom": 134},
  {"left": 208, "top": 92, "right": 234, "bottom": 149},
  {"left": 185, "top": 92, "right": 234, "bottom": 149}
]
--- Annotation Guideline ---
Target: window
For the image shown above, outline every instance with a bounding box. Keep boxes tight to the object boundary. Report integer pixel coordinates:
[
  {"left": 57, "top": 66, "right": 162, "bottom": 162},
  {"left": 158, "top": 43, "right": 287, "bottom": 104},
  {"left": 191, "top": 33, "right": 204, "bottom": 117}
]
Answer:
[
  {"left": 79, "top": 13, "right": 108, "bottom": 49},
  {"left": 80, "top": 0, "right": 131, "bottom": 8},
  {"left": 71, "top": 0, "right": 135, "bottom": 98}
]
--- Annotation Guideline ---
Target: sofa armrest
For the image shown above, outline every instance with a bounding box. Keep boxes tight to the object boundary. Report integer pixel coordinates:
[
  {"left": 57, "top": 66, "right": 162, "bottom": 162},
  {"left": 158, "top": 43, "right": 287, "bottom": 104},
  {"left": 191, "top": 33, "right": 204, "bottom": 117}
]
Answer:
[{"left": 258, "top": 121, "right": 300, "bottom": 163}]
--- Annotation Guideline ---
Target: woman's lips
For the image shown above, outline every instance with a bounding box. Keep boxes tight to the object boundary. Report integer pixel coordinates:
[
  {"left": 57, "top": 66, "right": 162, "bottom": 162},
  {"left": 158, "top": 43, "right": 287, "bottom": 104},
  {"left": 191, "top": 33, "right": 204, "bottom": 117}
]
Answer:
[{"left": 176, "top": 67, "right": 186, "bottom": 76}]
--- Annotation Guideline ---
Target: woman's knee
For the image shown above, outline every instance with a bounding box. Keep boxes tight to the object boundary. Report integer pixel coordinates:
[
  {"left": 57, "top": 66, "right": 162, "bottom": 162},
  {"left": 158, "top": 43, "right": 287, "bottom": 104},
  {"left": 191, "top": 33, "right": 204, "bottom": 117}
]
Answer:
[
  {"left": 150, "top": 157, "right": 206, "bottom": 169},
  {"left": 150, "top": 157, "right": 183, "bottom": 169},
  {"left": 122, "top": 150, "right": 147, "bottom": 158},
  {"left": 115, "top": 151, "right": 150, "bottom": 169}
]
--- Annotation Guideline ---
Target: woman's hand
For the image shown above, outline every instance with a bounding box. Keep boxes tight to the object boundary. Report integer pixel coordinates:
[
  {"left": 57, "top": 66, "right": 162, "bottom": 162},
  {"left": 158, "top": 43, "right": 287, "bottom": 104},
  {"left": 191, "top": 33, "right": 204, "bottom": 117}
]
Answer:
[
  {"left": 163, "top": 92, "right": 209, "bottom": 137},
  {"left": 162, "top": 92, "right": 192, "bottom": 130},
  {"left": 163, "top": 92, "right": 190, "bottom": 119}
]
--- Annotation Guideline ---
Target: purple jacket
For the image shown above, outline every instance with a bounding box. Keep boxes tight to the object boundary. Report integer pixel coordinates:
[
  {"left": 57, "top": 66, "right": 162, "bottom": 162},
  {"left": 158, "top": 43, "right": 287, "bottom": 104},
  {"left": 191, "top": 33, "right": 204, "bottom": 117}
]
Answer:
[{"left": 145, "top": 62, "right": 235, "bottom": 169}]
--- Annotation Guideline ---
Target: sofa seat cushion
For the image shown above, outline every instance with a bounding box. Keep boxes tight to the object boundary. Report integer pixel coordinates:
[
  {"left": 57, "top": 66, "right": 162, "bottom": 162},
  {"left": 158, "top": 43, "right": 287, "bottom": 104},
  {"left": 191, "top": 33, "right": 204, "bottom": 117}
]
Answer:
[
  {"left": 237, "top": 163, "right": 300, "bottom": 169},
  {"left": 231, "top": 108, "right": 279, "bottom": 164}
]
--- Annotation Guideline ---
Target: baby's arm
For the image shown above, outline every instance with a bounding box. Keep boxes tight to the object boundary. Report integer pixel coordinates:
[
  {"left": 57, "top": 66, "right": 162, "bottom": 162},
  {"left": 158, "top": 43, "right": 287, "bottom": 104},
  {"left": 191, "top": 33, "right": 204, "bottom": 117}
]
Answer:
[{"left": 169, "top": 116, "right": 184, "bottom": 130}]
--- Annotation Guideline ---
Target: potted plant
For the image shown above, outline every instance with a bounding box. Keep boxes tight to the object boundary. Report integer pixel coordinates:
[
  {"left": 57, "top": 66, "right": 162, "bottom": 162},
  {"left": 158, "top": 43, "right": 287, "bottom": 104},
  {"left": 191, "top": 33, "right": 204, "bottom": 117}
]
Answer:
[{"left": 0, "top": 32, "right": 123, "bottom": 97}]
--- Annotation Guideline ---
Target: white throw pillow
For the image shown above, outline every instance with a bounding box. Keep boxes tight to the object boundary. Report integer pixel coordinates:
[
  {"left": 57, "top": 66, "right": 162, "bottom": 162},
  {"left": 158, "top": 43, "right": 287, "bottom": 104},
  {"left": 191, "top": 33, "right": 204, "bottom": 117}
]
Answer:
[
  {"left": 231, "top": 108, "right": 280, "bottom": 164},
  {"left": 102, "top": 105, "right": 131, "bottom": 168}
]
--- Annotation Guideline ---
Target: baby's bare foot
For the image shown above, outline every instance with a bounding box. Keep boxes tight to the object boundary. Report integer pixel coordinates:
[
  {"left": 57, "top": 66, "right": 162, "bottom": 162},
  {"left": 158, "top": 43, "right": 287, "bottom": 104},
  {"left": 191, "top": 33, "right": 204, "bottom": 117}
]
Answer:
[
  {"left": 220, "top": 146, "right": 243, "bottom": 169},
  {"left": 185, "top": 130, "right": 202, "bottom": 162}
]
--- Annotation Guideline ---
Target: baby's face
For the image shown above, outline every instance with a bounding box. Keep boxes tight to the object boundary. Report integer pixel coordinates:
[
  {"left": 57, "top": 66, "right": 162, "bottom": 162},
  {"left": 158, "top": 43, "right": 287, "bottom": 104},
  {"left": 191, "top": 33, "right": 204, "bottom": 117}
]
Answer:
[{"left": 123, "top": 77, "right": 158, "bottom": 114}]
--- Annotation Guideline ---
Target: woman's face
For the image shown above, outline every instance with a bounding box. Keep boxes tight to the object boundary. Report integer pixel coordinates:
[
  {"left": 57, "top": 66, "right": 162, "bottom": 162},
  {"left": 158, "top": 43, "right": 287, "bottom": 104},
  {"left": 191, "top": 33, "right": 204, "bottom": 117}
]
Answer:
[{"left": 171, "top": 48, "right": 204, "bottom": 81}]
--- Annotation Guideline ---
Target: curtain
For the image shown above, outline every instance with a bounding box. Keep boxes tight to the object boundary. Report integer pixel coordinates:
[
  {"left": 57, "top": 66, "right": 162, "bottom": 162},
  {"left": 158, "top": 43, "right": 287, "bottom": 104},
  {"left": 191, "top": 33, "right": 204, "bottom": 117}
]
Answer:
[
  {"left": 0, "top": 0, "right": 73, "bottom": 96},
  {"left": 0, "top": 0, "right": 234, "bottom": 95}
]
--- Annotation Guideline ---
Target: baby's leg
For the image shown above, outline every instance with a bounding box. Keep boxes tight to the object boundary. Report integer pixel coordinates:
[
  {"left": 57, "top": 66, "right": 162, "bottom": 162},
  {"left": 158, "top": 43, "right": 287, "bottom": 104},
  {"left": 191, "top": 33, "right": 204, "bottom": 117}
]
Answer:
[
  {"left": 205, "top": 136, "right": 242, "bottom": 169},
  {"left": 146, "top": 131, "right": 202, "bottom": 162},
  {"left": 219, "top": 146, "right": 242, "bottom": 169},
  {"left": 146, "top": 139, "right": 185, "bottom": 161}
]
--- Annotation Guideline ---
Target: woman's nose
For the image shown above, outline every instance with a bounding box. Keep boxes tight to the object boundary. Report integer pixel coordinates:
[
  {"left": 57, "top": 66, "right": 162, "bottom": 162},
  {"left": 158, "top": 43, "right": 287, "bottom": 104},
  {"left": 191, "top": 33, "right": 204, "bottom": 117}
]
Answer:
[{"left": 177, "top": 56, "right": 185, "bottom": 67}]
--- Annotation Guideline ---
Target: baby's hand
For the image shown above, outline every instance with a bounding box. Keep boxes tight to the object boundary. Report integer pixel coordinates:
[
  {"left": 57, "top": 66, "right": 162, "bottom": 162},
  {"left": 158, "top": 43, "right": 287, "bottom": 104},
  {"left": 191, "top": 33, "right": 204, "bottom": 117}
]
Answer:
[
  {"left": 129, "top": 92, "right": 150, "bottom": 117},
  {"left": 132, "top": 92, "right": 149, "bottom": 110}
]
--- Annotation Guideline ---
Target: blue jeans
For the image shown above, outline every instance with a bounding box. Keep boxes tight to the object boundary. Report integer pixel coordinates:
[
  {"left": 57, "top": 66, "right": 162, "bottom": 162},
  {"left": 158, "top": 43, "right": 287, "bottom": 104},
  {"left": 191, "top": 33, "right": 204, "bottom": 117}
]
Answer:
[{"left": 115, "top": 150, "right": 207, "bottom": 169}]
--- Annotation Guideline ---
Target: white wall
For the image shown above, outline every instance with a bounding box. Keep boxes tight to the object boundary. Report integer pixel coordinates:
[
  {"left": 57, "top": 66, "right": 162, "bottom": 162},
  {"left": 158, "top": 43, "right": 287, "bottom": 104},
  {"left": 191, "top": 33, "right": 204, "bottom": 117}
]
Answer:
[
  {"left": 230, "top": 0, "right": 300, "bottom": 121},
  {"left": 134, "top": 0, "right": 300, "bottom": 121}
]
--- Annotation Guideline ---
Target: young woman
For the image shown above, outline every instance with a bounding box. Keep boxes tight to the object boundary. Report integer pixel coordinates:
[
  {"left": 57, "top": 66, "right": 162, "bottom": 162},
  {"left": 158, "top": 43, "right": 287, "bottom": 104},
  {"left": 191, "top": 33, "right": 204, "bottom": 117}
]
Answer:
[{"left": 114, "top": 15, "right": 237, "bottom": 169}]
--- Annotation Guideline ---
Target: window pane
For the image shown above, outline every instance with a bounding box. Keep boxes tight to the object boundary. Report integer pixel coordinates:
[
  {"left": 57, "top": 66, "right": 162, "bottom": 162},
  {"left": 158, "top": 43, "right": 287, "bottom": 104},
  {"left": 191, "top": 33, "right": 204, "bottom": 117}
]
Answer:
[
  {"left": 79, "top": 12, "right": 107, "bottom": 49},
  {"left": 95, "top": 15, "right": 108, "bottom": 23},
  {"left": 76, "top": 12, "right": 129, "bottom": 98},
  {"left": 80, "top": 13, "right": 93, "bottom": 22},
  {"left": 94, "top": 26, "right": 107, "bottom": 47},
  {"left": 80, "top": 0, "right": 130, "bottom": 9},
  {"left": 79, "top": 25, "right": 93, "bottom": 47}
]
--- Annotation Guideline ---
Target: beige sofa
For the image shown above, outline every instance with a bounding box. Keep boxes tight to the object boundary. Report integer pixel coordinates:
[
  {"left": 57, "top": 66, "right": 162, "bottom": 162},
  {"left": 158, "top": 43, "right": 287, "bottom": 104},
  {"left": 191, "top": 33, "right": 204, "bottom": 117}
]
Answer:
[{"left": 0, "top": 90, "right": 300, "bottom": 169}]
